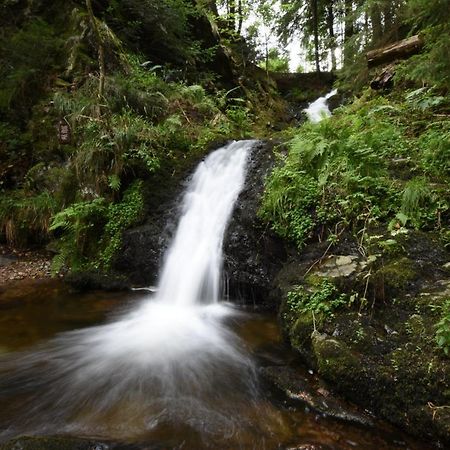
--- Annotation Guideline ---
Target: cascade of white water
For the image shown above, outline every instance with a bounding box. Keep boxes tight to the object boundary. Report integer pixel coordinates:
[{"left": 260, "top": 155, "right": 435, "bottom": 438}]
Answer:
[
  {"left": 157, "top": 140, "right": 253, "bottom": 305},
  {"left": 304, "top": 88, "right": 338, "bottom": 123}
]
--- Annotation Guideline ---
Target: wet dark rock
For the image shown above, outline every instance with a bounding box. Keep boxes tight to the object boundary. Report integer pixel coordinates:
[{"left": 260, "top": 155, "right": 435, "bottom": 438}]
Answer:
[
  {"left": 271, "top": 72, "right": 335, "bottom": 98},
  {"left": 0, "top": 436, "right": 156, "bottom": 450},
  {"left": 327, "top": 93, "right": 344, "bottom": 112},
  {"left": 0, "top": 255, "right": 17, "bottom": 267},
  {"left": 223, "top": 140, "right": 287, "bottom": 308},
  {"left": 65, "top": 270, "right": 130, "bottom": 292},
  {"left": 286, "top": 445, "right": 334, "bottom": 450},
  {"left": 261, "top": 365, "right": 373, "bottom": 427}
]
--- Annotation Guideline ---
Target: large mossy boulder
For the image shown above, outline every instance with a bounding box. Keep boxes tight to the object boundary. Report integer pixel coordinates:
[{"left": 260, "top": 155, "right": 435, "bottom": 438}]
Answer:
[{"left": 278, "top": 230, "right": 450, "bottom": 445}]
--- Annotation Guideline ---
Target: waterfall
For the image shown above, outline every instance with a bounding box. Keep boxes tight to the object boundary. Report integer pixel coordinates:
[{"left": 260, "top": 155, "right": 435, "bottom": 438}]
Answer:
[
  {"left": 304, "top": 88, "right": 338, "bottom": 123},
  {"left": 157, "top": 140, "right": 253, "bottom": 305},
  {"left": 0, "top": 140, "right": 262, "bottom": 443}
]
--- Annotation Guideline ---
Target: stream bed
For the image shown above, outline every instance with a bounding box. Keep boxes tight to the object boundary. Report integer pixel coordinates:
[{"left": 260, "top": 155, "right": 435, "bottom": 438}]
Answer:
[{"left": 0, "top": 279, "right": 434, "bottom": 450}]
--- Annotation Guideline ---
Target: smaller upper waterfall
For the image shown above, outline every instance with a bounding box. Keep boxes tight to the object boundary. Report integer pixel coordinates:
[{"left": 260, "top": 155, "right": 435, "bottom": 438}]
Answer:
[{"left": 304, "top": 88, "right": 338, "bottom": 123}]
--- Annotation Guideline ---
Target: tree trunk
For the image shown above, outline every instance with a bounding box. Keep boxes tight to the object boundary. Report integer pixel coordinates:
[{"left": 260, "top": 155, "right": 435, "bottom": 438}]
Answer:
[
  {"left": 383, "top": 1, "right": 393, "bottom": 35},
  {"left": 370, "top": 63, "right": 396, "bottom": 90},
  {"left": 227, "top": 0, "right": 236, "bottom": 33},
  {"left": 326, "top": 3, "right": 336, "bottom": 71},
  {"left": 312, "top": 0, "right": 320, "bottom": 72},
  {"left": 370, "top": 3, "right": 383, "bottom": 46},
  {"left": 237, "top": 0, "right": 243, "bottom": 34},
  {"left": 86, "top": 0, "right": 105, "bottom": 112},
  {"left": 343, "top": 0, "right": 354, "bottom": 66},
  {"left": 366, "top": 35, "right": 423, "bottom": 68}
]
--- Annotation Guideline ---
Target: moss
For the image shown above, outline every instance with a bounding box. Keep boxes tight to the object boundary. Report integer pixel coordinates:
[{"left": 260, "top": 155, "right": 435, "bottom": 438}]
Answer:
[
  {"left": 289, "top": 312, "right": 319, "bottom": 357},
  {"left": 311, "top": 332, "right": 360, "bottom": 380},
  {"left": 373, "top": 257, "right": 417, "bottom": 295}
]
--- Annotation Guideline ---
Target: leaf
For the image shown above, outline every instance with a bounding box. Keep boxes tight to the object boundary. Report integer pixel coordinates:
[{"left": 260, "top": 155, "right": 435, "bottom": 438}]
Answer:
[{"left": 396, "top": 212, "right": 408, "bottom": 226}]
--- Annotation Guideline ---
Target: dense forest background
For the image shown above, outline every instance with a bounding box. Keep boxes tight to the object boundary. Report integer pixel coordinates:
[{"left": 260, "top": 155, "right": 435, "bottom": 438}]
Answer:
[{"left": 0, "top": 0, "right": 448, "bottom": 273}]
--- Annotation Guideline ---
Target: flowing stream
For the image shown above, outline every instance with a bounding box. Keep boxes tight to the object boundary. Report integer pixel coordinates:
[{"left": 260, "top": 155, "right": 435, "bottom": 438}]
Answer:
[
  {"left": 304, "top": 88, "right": 338, "bottom": 123},
  {"left": 0, "top": 139, "right": 433, "bottom": 449}
]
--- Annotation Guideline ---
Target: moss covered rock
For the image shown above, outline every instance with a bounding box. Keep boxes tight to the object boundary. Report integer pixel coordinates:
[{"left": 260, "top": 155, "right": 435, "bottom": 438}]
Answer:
[{"left": 279, "top": 231, "right": 450, "bottom": 445}]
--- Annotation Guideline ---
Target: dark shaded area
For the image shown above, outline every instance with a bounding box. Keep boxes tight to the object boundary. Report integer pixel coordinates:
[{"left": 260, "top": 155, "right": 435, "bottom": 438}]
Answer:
[{"left": 223, "top": 140, "right": 286, "bottom": 309}]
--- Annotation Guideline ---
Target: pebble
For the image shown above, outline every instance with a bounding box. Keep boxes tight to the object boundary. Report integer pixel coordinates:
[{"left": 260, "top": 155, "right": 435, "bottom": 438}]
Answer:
[{"left": 0, "top": 245, "right": 53, "bottom": 285}]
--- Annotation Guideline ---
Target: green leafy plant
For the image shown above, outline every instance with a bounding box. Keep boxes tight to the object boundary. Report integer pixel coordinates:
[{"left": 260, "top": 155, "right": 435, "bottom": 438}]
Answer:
[
  {"left": 436, "top": 300, "right": 450, "bottom": 356},
  {"left": 0, "top": 190, "right": 57, "bottom": 247},
  {"left": 286, "top": 280, "right": 351, "bottom": 318},
  {"left": 98, "top": 181, "right": 144, "bottom": 269},
  {"left": 49, "top": 198, "right": 107, "bottom": 273}
]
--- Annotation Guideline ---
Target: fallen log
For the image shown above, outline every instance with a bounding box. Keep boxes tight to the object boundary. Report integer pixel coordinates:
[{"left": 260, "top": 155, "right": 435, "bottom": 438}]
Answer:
[{"left": 367, "top": 35, "right": 423, "bottom": 68}]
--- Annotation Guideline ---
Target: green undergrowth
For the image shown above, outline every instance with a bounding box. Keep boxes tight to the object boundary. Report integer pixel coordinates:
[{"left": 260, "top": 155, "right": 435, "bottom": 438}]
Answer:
[
  {"left": 285, "top": 280, "right": 353, "bottom": 319},
  {"left": 0, "top": 2, "right": 280, "bottom": 272},
  {"left": 436, "top": 299, "right": 450, "bottom": 356},
  {"left": 260, "top": 88, "right": 450, "bottom": 249}
]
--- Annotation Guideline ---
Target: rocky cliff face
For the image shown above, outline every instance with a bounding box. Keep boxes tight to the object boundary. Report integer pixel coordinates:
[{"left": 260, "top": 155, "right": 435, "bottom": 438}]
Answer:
[
  {"left": 112, "top": 140, "right": 286, "bottom": 307},
  {"left": 223, "top": 140, "right": 286, "bottom": 309}
]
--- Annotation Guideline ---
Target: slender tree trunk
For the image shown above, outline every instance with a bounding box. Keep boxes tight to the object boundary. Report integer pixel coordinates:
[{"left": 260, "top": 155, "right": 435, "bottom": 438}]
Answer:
[
  {"left": 227, "top": 0, "right": 236, "bottom": 33},
  {"left": 326, "top": 3, "right": 336, "bottom": 71},
  {"left": 237, "top": 0, "right": 243, "bottom": 34},
  {"left": 344, "top": 0, "right": 354, "bottom": 66},
  {"left": 206, "top": 0, "right": 219, "bottom": 16},
  {"left": 312, "top": 0, "right": 320, "bottom": 72},
  {"left": 86, "top": 0, "right": 105, "bottom": 112},
  {"left": 383, "top": 1, "right": 393, "bottom": 36},
  {"left": 265, "top": 35, "right": 269, "bottom": 74},
  {"left": 371, "top": 3, "right": 383, "bottom": 46}
]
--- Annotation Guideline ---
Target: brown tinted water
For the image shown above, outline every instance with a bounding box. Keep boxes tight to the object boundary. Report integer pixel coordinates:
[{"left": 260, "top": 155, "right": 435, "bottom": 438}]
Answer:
[{"left": 0, "top": 280, "right": 434, "bottom": 449}]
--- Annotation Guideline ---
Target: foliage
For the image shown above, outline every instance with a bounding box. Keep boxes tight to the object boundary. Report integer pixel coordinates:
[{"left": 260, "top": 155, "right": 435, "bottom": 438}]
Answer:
[
  {"left": 49, "top": 181, "right": 144, "bottom": 272},
  {"left": 98, "top": 181, "right": 144, "bottom": 269},
  {"left": 258, "top": 48, "right": 290, "bottom": 73},
  {"left": 400, "top": 177, "right": 435, "bottom": 229},
  {"left": 105, "top": 0, "right": 203, "bottom": 66},
  {"left": 436, "top": 299, "right": 450, "bottom": 356},
  {"left": 260, "top": 168, "right": 318, "bottom": 247},
  {"left": 286, "top": 280, "right": 350, "bottom": 318},
  {"left": 0, "top": 18, "right": 63, "bottom": 118},
  {"left": 397, "top": 0, "right": 450, "bottom": 91},
  {"left": 49, "top": 198, "right": 107, "bottom": 272},
  {"left": 260, "top": 90, "right": 450, "bottom": 248},
  {"left": 0, "top": 190, "right": 57, "bottom": 247}
]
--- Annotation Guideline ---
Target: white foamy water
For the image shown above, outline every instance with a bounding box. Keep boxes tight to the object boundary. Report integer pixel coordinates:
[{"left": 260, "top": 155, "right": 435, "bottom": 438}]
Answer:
[
  {"left": 157, "top": 140, "right": 252, "bottom": 305},
  {"left": 304, "top": 88, "right": 338, "bottom": 123},
  {"left": 0, "top": 140, "right": 265, "bottom": 442}
]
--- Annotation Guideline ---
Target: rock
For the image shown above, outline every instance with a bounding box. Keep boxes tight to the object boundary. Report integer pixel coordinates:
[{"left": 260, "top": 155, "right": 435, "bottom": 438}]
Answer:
[
  {"left": 327, "top": 92, "right": 344, "bottom": 111},
  {"left": 314, "top": 255, "right": 362, "bottom": 279},
  {"left": 279, "top": 231, "right": 450, "bottom": 445},
  {"left": 113, "top": 140, "right": 287, "bottom": 308},
  {"left": 286, "top": 445, "right": 334, "bottom": 450},
  {"left": 261, "top": 365, "right": 373, "bottom": 427},
  {"left": 0, "top": 255, "right": 17, "bottom": 267},
  {"left": 0, "top": 436, "right": 152, "bottom": 450},
  {"left": 65, "top": 270, "right": 130, "bottom": 291},
  {"left": 223, "top": 140, "right": 287, "bottom": 308}
]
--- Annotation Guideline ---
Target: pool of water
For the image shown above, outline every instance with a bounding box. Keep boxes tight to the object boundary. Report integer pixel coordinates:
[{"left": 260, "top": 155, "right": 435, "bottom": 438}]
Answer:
[{"left": 0, "top": 280, "right": 434, "bottom": 449}]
